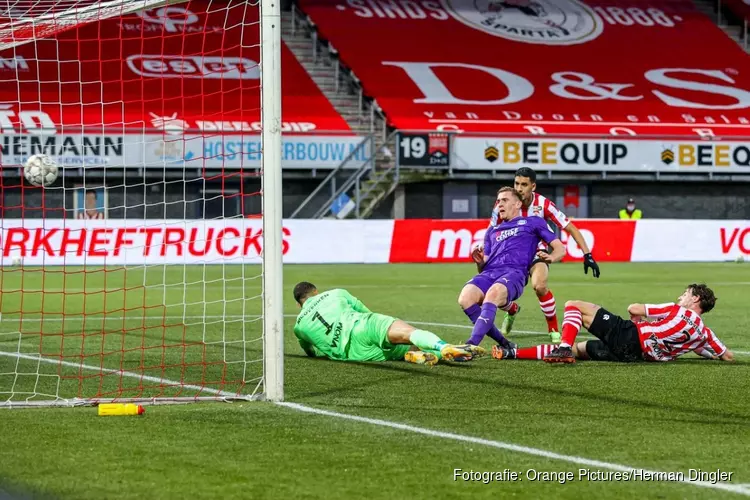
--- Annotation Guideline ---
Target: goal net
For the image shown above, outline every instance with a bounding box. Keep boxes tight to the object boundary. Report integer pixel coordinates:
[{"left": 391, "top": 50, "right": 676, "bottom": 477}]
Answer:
[{"left": 0, "top": 0, "right": 284, "bottom": 407}]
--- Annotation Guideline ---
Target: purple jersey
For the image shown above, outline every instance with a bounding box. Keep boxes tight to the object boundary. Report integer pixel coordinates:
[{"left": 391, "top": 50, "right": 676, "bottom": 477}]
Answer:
[{"left": 483, "top": 216, "right": 557, "bottom": 272}]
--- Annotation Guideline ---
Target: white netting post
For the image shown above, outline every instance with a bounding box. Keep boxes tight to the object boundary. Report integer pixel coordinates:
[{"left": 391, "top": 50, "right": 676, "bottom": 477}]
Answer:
[{"left": 260, "top": 0, "right": 284, "bottom": 401}]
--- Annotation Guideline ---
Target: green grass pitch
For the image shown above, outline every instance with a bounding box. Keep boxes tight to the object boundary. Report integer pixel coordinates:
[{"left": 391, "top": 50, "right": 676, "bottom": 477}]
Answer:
[{"left": 1, "top": 262, "right": 749, "bottom": 499}]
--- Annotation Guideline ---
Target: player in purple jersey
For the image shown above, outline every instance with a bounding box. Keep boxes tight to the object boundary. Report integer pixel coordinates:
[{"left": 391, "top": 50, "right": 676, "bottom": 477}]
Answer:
[{"left": 458, "top": 187, "right": 566, "bottom": 347}]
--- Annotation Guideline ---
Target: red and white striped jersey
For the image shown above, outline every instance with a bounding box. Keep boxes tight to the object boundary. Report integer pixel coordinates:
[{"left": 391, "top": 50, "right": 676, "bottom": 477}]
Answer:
[
  {"left": 637, "top": 303, "right": 727, "bottom": 362},
  {"left": 491, "top": 192, "right": 570, "bottom": 229},
  {"left": 520, "top": 192, "right": 570, "bottom": 230},
  {"left": 76, "top": 210, "right": 105, "bottom": 220},
  {"left": 693, "top": 328, "right": 727, "bottom": 359}
]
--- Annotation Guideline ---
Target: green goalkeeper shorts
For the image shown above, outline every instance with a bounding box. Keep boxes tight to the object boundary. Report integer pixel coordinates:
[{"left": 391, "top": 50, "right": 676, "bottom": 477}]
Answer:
[{"left": 346, "top": 313, "right": 411, "bottom": 362}]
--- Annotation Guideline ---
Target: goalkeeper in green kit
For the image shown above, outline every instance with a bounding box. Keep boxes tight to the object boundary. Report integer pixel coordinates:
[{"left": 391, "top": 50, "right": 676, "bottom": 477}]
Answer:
[{"left": 293, "top": 282, "right": 485, "bottom": 365}]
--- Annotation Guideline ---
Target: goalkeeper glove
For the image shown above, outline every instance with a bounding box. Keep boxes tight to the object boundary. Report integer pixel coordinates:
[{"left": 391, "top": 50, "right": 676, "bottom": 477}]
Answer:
[{"left": 583, "top": 253, "right": 600, "bottom": 278}]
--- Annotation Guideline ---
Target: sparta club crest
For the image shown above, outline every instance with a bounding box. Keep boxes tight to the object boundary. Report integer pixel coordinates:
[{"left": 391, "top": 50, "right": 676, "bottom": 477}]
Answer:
[{"left": 441, "top": 0, "right": 603, "bottom": 45}]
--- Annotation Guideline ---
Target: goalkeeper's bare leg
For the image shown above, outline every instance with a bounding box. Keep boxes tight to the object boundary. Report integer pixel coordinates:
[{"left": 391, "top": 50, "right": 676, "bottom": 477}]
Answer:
[{"left": 387, "top": 320, "right": 486, "bottom": 364}]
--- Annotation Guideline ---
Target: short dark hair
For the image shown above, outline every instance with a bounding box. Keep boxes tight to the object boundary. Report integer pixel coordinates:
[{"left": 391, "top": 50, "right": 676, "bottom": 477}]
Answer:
[
  {"left": 688, "top": 283, "right": 717, "bottom": 314},
  {"left": 514, "top": 167, "right": 537, "bottom": 183},
  {"left": 293, "top": 281, "right": 317, "bottom": 305},
  {"left": 86, "top": 189, "right": 97, "bottom": 198},
  {"left": 497, "top": 186, "right": 522, "bottom": 201}
]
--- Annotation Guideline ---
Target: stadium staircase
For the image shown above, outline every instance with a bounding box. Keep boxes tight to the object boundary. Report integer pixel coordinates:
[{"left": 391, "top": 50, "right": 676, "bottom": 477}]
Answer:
[
  {"left": 693, "top": 0, "right": 749, "bottom": 50},
  {"left": 282, "top": 6, "right": 402, "bottom": 219}
]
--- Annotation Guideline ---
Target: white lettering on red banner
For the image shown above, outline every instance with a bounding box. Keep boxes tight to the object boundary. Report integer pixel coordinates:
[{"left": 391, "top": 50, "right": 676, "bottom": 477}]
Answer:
[
  {"left": 127, "top": 55, "right": 259, "bottom": 80},
  {"left": 1, "top": 1, "right": 352, "bottom": 133},
  {"left": 390, "top": 219, "right": 636, "bottom": 263},
  {"left": 301, "top": 0, "right": 750, "bottom": 136}
]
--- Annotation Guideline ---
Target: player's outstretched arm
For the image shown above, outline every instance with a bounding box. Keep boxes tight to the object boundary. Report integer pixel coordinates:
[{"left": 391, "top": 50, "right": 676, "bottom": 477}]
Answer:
[
  {"left": 705, "top": 327, "right": 733, "bottom": 362},
  {"left": 299, "top": 340, "right": 320, "bottom": 358},
  {"left": 720, "top": 350, "right": 735, "bottom": 362},
  {"left": 566, "top": 223, "right": 600, "bottom": 278},
  {"left": 627, "top": 303, "right": 647, "bottom": 321},
  {"left": 565, "top": 223, "right": 591, "bottom": 254},
  {"left": 537, "top": 239, "right": 565, "bottom": 264}
]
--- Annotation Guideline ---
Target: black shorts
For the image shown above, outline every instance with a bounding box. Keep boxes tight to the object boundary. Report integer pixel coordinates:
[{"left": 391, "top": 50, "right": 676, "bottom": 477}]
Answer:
[
  {"left": 529, "top": 249, "right": 550, "bottom": 277},
  {"left": 585, "top": 308, "right": 644, "bottom": 363}
]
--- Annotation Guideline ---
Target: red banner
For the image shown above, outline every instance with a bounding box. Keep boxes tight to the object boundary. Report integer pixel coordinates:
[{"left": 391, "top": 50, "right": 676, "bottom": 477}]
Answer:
[
  {"left": 301, "top": 0, "right": 750, "bottom": 137},
  {"left": 0, "top": 1, "right": 351, "bottom": 134},
  {"left": 558, "top": 219, "right": 636, "bottom": 262},
  {"left": 388, "top": 219, "right": 636, "bottom": 263}
]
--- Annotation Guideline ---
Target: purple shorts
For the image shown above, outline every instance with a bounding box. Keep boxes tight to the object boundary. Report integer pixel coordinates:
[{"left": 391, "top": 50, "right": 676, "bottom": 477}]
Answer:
[{"left": 466, "top": 269, "right": 527, "bottom": 303}]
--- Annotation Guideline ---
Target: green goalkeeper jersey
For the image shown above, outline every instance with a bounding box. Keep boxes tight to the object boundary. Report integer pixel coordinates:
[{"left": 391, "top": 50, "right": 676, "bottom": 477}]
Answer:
[{"left": 293, "top": 289, "right": 371, "bottom": 360}]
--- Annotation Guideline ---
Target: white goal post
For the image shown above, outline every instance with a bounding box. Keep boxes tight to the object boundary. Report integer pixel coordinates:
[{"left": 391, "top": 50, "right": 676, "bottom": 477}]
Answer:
[
  {"left": 0, "top": 0, "right": 284, "bottom": 407},
  {"left": 260, "top": 0, "right": 284, "bottom": 402}
]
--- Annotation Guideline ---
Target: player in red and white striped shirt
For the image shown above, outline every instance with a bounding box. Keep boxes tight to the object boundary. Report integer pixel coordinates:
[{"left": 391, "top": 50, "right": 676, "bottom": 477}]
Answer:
[
  {"left": 493, "top": 283, "right": 733, "bottom": 364},
  {"left": 488, "top": 167, "right": 600, "bottom": 343}
]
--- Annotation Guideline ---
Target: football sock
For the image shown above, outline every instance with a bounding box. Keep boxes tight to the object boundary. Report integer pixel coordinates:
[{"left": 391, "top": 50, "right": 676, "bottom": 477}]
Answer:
[
  {"left": 462, "top": 304, "right": 481, "bottom": 323},
  {"left": 502, "top": 301, "right": 519, "bottom": 315},
  {"left": 467, "top": 302, "right": 498, "bottom": 345},
  {"left": 423, "top": 348, "right": 442, "bottom": 360},
  {"left": 409, "top": 330, "right": 446, "bottom": 352},
  {"left": 539, "top": 291, "right": 559, "bottom": 333},
  {"left": 515, "top": 344, "right": 559, "bottom": 360},
  {"left": 464, "top": 304, "right": 508, "bottom": 346},
  {"left": 560, "top": 306, "right": 583, "bottom": 348}
]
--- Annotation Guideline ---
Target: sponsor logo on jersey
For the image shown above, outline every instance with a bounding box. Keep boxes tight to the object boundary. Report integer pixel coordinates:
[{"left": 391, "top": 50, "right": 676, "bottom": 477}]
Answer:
[{"left": 497, "top": 227, "right": 519, "bottom": 241}]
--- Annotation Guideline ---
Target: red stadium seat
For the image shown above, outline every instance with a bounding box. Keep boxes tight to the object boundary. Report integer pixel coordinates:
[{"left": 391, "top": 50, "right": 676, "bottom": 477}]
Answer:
[{"left": 0, "top": 1, "right": 351, "bottom": 136}]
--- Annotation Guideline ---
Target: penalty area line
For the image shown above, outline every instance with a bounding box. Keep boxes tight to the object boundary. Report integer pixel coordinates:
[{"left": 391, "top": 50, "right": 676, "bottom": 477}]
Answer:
[{"left": 277, "top": 402, "right": 750, "bottom": 497}]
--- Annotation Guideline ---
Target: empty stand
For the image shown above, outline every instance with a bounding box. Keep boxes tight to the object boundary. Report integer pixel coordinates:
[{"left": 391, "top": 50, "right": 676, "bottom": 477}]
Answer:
[
  {"left": 300, "top": 0, "right": 750, "bottom": 137},
  {"left": 0, "top": 1, "right": 350, "bottom": 135}
]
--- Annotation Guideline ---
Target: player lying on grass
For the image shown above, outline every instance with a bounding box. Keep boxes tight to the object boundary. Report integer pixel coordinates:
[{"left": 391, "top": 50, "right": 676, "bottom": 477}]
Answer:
[
  {"left": 458, "top": 187, "right": 565, "bottom": 348},
  {"left": 293, "top": 282, "right": 485, "bottom": 366},
  {"left": 489, "top": 167, "right": 601, "bottom": 344},
  {"left": 491, "top": 283, "right": 734, "bottom": 363}
]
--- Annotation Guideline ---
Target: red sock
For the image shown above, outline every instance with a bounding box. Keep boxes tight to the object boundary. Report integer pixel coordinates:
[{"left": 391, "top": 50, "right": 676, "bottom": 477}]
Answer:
[
  {"left": 502, "top": 301, "right": 519, "bottom": 315},
  {"left": 538, "top": 291, "right": 558, "bottom": 333},
  {"left": 561, "top": 306, "right": 583, "bottom": 346},
  {"left": 515, "top": 344, "right": 558, "bottom": 360}
]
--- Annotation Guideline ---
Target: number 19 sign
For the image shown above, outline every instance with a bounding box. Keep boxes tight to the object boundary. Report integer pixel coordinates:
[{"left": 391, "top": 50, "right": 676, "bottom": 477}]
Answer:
[{"left": 397, "top": 133, "right": 451, "bottom": 167}]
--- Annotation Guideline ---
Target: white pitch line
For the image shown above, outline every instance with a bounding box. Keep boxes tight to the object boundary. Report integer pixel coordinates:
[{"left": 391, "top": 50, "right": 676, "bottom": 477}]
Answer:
[
  {"left": 278, "top": 402, "right": 750, "bottom": 497},
  {"left": 0, "top": 350, "right": 238, "bottom": 398},
  {"left": 0, "top": 331, "right": 746, "bottom": 494}
]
